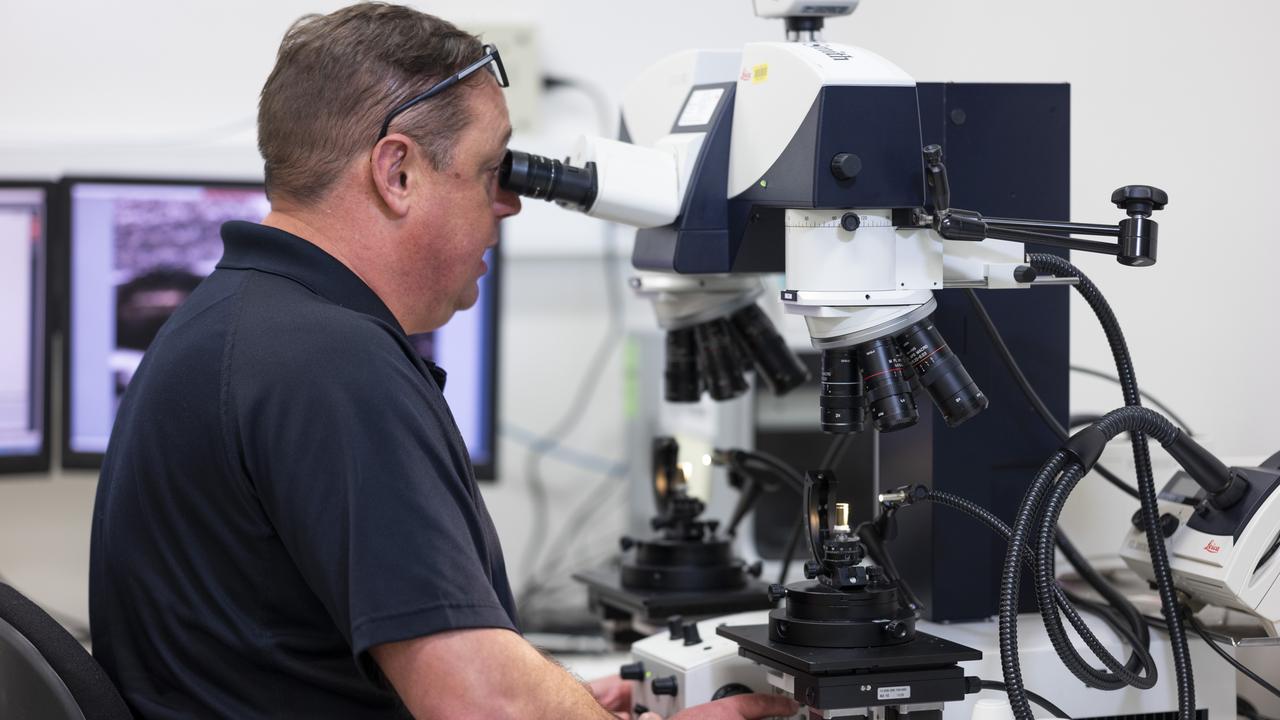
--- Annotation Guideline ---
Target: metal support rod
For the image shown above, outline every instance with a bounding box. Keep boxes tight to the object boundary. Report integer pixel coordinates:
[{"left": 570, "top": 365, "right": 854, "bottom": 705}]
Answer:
[
  {"left": 984, "top": 217, "right": 1120, "bottom": 237},
  {"left": 984, "top": 227, "right": 1121, "bottom": 256}
]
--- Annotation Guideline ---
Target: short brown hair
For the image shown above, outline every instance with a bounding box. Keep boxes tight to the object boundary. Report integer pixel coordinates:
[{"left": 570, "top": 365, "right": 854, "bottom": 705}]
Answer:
[{"left": 257, "top": 3, "right": 486, "bottom": 205}]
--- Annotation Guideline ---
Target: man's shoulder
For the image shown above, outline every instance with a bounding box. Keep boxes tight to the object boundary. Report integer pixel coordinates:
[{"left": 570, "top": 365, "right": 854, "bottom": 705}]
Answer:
[{"left": 232, "top": 270, "right": 416, "bottom": 384}]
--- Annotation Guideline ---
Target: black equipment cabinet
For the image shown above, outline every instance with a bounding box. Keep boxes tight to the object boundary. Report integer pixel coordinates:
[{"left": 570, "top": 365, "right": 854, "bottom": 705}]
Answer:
[{"left": 756, "top": 83, "right": 1071, "bottom": 622}]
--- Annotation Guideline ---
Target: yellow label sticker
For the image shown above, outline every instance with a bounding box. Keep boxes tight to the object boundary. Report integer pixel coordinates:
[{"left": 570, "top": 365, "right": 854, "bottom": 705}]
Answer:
[{"left": 752, "top": 63, "right": 768, "bottom": 84}]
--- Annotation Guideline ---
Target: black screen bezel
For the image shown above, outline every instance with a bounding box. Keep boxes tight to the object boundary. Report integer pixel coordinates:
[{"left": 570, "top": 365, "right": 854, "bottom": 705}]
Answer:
[{"left": 0, "top": 180, "right": 53, "bottom": 476}]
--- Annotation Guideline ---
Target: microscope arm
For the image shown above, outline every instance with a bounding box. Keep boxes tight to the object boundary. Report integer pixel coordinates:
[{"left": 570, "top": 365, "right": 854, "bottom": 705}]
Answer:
[{"left": 923, "top": 144, "right": 1167, "bottom": 267}]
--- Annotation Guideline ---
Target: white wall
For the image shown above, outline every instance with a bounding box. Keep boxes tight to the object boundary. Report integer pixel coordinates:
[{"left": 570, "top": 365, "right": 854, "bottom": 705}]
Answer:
[{"left": 1, "top": 0, "right": 1278, "bottom": 662}]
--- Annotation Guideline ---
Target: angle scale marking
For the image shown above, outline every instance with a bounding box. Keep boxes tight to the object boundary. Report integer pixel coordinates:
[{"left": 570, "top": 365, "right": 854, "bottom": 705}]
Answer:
[{"left": 785, "top": 214, "right": 894, "bottom": 229}]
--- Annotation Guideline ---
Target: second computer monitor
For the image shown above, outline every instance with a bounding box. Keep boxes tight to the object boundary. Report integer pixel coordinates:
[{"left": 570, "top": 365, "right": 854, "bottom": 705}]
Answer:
[{"left": 61, "top": 177, "right": 499, "bottom": 478}]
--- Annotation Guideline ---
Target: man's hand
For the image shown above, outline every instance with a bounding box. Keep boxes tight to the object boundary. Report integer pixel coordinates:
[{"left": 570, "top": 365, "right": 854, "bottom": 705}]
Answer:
[
  {"left": 638, "top": 693, "right": 800, "bottom": 720},
  {"left": 587, "top": 674, "right": 632, "bottom": 715}
]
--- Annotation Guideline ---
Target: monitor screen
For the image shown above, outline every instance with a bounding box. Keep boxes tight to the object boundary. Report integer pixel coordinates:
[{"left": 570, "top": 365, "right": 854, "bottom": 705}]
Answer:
[
  {"left": 62, "top": 178, "right": 499, "bottom": 478},
  {"left": 0, "top": 183, "right": 49, "bottom": 473}
]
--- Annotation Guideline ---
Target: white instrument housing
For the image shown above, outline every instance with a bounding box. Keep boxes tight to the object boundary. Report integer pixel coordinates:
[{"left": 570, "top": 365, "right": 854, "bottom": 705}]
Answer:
[
  {"left": 622, "top": 611, "right": 1235, "bottom": 718},
  {"left": 1120, "top": 470, "right": 1280, "bottom": 637}
]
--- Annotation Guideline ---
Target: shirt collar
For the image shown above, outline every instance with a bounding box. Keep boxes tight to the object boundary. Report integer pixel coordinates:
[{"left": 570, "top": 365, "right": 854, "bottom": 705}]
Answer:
[{"left": 217, "top": 221, "right": 403, "bottom": 332}]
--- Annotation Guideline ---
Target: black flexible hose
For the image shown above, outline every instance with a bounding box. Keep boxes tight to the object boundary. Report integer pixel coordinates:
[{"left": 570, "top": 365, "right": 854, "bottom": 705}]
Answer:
[
  {"left": 1033, "top": 464, "right": 1156, "bottom": 690},
  {"left": 921, "top": 487, "right": 1158, "bottom": 691},
  {"left": 1029, "top": 253, "right": 1196, "bottom": 720},
  {"left": 1000, "top": 449, "right": 1069, "bottom": 720},
  {"left": 731, "top": 449, "right": 805, "bottom": 491},
  {"left": 1001, "top": 407, "right": 1184, "bottom": 718},
  {"left": 1056, "top": 532, "right": 1151, "bottom": 651}
]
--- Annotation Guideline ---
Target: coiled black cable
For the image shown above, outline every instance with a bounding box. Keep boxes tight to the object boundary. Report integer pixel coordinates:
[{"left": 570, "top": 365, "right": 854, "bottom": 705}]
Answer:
[
  {"left": 999, "top": 406, "right": 1186, "bottom": 719},
  {"left": 1028, "top": 253, "right": 1196, "bottom": 720},
  {"left": 1032, "top": 463, "right": 1156, "bottom": 690},
  {"left": 920, "top": 486, "right": 1158, "bottom": 697}
]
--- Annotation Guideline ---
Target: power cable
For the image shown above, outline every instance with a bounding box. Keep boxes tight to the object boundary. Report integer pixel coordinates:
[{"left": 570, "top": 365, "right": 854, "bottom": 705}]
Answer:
[
  {"left": 964, "top": 289, "right": 1139, "bottom": 500},
  {"left": 977, "top": 680, "right": 1071, "bottom": 719},
  {"left": 515, "top": 74, "right": 625, "bottom": 607},
  {"left": 1184, "top": 609, "right": 1280, "bottom": 702},
  {"left": 1071, "top": 365, "right": 1195, "bottom": 434}
]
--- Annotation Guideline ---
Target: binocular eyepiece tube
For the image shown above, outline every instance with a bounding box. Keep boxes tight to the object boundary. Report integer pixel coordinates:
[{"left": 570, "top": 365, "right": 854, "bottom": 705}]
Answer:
[{"left": 498, "top": 150, "right": 598, "bottom": 212}]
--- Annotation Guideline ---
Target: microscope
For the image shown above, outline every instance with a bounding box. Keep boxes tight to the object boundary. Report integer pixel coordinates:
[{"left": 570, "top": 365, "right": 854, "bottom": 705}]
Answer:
[
  {"left": 497, "top": 1, "right": 1260, "bottom": 717},
  {"left": 574, "top": 437, "right": 776, "bottom": 643}
]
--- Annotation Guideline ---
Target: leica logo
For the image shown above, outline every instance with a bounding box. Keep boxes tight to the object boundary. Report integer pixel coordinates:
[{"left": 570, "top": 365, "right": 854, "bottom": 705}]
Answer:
[{"left": 1204, "top": 540, "right": 1222, "bottom": 554}]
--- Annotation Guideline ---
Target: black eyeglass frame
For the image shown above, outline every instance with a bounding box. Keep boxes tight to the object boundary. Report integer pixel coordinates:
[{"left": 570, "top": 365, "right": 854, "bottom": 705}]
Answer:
[{"left": 377, "top": 44, "right": 508, "bottom": 141}]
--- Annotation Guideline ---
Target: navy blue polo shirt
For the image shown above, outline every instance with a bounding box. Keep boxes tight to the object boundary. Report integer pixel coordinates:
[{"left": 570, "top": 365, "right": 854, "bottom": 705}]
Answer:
[{"left": 89, "top": 221, "right": 518, "bottom": 719}]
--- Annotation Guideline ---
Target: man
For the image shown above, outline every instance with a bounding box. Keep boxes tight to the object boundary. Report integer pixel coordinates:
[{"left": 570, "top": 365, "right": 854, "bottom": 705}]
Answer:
[{"left": 89, "top": 4, "right": 797, "bottom": 719}]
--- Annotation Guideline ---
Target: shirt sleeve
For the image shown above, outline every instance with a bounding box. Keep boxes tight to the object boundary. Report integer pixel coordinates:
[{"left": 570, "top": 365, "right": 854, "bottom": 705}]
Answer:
[{"left": 230, "top": 312, "right": 515, "bottom": 677}]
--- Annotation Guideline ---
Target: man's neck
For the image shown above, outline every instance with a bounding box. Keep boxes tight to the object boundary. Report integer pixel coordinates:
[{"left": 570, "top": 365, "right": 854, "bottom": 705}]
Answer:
[{"left": 261, "top": 208, "right": 410, "bottom": 331}]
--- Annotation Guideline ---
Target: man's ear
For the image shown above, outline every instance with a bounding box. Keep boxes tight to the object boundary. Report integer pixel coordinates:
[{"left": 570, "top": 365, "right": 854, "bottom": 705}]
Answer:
[{"left": 371, "top": 134, "right": 415, "bottom": 217}]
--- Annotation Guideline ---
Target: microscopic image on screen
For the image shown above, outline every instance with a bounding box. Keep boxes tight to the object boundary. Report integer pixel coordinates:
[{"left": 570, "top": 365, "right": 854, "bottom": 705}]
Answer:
[{"left": 106, "top": 188, "right": 270, "bottom": 402}]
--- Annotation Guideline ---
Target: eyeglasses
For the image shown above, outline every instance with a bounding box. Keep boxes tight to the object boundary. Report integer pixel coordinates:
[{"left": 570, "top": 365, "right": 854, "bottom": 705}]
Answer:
[{"left": 377, "top": 44, "right": 508, "bottom": 141}]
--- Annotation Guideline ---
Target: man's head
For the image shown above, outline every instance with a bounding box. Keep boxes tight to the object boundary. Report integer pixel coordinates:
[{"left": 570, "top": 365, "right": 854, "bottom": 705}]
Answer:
[{"left": 258, "top": 3, "right": 520, "bottom": 334}]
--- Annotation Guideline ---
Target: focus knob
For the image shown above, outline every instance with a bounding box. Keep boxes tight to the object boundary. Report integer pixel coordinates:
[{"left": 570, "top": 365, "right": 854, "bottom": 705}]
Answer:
[
  {"left": 682, "top": 624, "right": 703, "bottom": 646},
  {"left": 652, "top": 676, "right": 679, "bottom": 697},
  {"left": 711, "top": 683, "right": 754, "bottom": 700},
  {"left": 830, "top": 153, "right": 863, "bottom": 181},
  {"left": 619, "top": 662, "right": 646, "bottom": 681},
  {"left": 767, "top": 583, "right": 789, "bottom": 603}
]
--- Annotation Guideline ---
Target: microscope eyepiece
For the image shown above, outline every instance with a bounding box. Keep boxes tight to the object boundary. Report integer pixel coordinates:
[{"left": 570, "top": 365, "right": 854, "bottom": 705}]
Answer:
[{"left": 499, "top": 150, "right": 598, "bottom": 211}]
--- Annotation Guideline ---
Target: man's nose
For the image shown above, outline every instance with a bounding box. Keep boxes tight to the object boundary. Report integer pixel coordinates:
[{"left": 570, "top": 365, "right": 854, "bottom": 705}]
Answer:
[{"left": 495, "top": 187, "right": 521, "bottom": 218}]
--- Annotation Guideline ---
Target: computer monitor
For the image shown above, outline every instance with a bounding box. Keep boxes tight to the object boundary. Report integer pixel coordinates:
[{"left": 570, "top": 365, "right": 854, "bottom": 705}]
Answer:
[
  {"left": 0, "top": 182, "right": 51, "bottom": 474},
  {"left": 60, "top": 177, "right": 500, "bottom": 479}
]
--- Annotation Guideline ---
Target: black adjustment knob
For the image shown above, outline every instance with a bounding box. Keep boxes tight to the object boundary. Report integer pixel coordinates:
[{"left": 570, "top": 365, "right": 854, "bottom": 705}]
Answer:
[
  {"left": 682, "top": 624, "right": 702, "bottom": 646},
  {"left": 619, "top": 662, "right": 646, "bottom": 681},
  {"left": 746, "top": 560, "right": 763, "bottom": 578},
  {"left": 652, "top": 676, "right": 679, "bottom": 696},
  {"left": 830, "top": 153, "right": 863, "bottom": 181},
  {"left": 767, "top": 583, "right": 789, "bottom": 603},
  {"left": 667, "top": 616, "right": 684, "bottom": 641},
  {"left": 1111, "top": 185, "right": 1168, "bottom": 216},
  {"left": 1013, "top": 265, "right": 1037, "bottom": 283},
  {"left": 803, "top": 560, "right": 822, "bottom": 579},
  {"left": 884, "top": 620, "right": 909, "bottom": 640},
  {"left": 619, "top": 536, "right": 635, "bottom": 551},
  {"left": 711, "top": 683, "right": 754, "bottom": 700},
  {"left": 633, "top": 704, "right": 650, "bottom": 716},
  {"left": 1130, "top": 509, "right": 1144, "bottom": 530},
  {"left": 1160, "top": 513, "right": 1180, "bottom": 538},
  {"left": 839, "top": 212, "right": 861, "bottom": 232},
  {"left": 923, "top": 144, "right": 943, "bottom": 165}
]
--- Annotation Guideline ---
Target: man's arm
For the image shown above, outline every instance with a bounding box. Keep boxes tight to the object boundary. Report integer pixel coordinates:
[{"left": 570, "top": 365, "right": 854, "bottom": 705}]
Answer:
[{"left": 372, "top": 627, "right": 616, "bottom": 720}]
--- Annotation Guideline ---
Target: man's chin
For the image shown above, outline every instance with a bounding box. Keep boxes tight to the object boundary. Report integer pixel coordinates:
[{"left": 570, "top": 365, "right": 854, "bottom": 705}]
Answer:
[{"left": 454, "top": 285, "right": 481, "bottom": 313}]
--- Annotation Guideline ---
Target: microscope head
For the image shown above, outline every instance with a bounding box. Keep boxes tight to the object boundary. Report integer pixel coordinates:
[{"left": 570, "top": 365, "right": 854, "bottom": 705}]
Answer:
[{"left": 752, "top": 0, "right": 861, "bottom": 41}]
